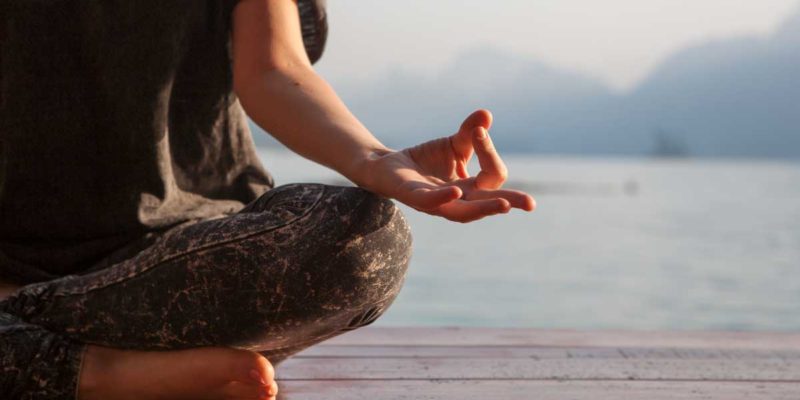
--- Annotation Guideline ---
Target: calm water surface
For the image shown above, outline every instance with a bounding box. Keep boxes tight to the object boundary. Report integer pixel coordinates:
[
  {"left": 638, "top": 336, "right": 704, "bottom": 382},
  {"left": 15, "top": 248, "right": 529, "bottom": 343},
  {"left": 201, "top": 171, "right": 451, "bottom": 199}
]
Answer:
[{"left": 258, "top": 149, "right": 800, "bottom": 331}]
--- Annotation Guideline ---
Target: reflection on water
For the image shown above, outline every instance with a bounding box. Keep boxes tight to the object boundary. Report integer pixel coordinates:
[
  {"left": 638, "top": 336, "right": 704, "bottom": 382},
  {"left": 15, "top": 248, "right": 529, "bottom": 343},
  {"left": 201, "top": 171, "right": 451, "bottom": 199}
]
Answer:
[{"left": 259, "top": 148, "right": 800, "bottom": 331}]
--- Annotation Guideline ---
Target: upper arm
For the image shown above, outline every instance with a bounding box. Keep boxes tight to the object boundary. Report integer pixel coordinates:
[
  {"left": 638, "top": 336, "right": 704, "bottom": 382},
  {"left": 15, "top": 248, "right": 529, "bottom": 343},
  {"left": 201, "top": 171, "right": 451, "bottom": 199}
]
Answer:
[{"left": 231, "top": 0, "right": 312, "bottom": 88}]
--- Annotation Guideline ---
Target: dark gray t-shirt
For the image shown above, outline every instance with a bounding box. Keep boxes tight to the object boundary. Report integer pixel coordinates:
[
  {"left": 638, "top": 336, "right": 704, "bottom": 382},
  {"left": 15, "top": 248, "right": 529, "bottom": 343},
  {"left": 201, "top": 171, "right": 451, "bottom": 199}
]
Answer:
[{"left": 0, "top": 0, "right": 328, "bottom": 284}]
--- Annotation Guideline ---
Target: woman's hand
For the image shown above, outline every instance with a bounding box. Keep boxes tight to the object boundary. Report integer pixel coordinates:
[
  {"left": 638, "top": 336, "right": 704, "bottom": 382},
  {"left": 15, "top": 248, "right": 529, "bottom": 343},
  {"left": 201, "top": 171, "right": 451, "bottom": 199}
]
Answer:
[
  {"left": 232, "top": 1, "right": 532, "bottom": 221},
  {"left": 360, "top": 110, "right": 536, "bottom": 223}
]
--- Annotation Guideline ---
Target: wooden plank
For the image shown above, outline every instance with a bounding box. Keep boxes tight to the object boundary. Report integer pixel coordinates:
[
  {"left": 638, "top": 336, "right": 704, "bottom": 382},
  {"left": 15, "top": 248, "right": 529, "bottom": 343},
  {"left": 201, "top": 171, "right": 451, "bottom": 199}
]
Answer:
[
  {"left": 276, "top": 380, "right": 800, "bottom": 400},
  {"left": 277, "top": 357, "right": 800, "bottom": 381},
  {"left": 294, "top": 345, "right": 800, "bottom": 360},
  {"left": 323, "top": 327, "right": 800, "bottom": 350}
]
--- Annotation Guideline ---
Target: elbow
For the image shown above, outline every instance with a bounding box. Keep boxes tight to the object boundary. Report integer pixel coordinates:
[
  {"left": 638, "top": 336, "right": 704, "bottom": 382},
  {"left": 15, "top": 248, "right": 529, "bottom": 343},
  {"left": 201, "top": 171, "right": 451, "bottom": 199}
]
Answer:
[
  {"left": 232, "top": 70, "right": 257, "bottom": 115},
  {"left": 233, "top": 69, "right": 258, "bottom": 111},
  {"left": 232, "top": 58, "right": 311, "bottom": 108},
  {"left": 232, "top": 61, "right": 274, "bottom": 104}
]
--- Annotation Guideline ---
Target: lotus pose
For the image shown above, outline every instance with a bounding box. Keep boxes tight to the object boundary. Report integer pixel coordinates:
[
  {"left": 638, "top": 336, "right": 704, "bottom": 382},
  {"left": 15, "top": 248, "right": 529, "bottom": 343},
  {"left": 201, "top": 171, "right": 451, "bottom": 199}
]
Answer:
[{"left": 0, "top": 0, "right": 535, "bottom": 399}]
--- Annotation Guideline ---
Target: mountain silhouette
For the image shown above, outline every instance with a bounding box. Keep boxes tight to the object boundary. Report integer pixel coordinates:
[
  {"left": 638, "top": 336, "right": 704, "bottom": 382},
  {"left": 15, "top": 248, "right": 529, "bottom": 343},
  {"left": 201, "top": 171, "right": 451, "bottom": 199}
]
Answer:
[{"left": 251, "top": 7, "right": 800, "bottom": 159}]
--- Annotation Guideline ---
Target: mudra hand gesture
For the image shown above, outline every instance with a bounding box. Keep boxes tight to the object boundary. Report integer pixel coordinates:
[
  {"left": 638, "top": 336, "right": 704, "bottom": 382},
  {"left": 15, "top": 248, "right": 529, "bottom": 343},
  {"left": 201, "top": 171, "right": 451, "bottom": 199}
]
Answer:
[{"left": 363, "top": 110, "right": 537, "bottom": 223}]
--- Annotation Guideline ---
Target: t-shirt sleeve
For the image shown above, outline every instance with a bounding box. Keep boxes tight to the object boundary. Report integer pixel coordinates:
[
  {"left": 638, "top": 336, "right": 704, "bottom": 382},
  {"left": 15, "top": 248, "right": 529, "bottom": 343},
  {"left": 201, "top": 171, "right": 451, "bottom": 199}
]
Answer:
[{"left": 297, "top": 0, "right": 328, "bottom": 64}]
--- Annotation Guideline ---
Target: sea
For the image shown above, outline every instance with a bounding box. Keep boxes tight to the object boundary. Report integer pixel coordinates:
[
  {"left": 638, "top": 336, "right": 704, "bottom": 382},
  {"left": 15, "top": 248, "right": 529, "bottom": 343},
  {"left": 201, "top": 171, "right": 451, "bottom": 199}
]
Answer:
[{"left": 258, "top": 148, "right": 800, "bottom": 332}]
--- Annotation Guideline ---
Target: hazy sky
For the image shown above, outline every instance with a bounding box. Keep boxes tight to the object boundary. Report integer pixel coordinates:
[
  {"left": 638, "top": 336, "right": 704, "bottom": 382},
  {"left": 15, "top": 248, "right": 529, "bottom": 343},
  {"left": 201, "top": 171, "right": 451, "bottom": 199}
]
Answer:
[{"left": 315, "top": 0, "right": 800, "bottom": 91}]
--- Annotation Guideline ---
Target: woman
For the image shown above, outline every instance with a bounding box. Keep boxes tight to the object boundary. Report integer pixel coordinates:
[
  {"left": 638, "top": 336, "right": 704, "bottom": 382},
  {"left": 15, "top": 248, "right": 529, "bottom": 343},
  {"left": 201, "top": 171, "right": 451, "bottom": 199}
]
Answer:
[{"left": 0, "top": 0, "right": 535, "bottom": 399}]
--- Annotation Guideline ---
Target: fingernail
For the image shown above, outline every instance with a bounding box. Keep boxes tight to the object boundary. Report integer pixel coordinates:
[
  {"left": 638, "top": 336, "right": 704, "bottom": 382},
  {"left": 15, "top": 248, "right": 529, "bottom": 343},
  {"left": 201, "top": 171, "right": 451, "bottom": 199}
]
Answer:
[
  {"left": 250, "top": 369, "right": 267, "bottom": 386},
  {"left": 476, "top": 127, "right": 487, "bottom": 140}
]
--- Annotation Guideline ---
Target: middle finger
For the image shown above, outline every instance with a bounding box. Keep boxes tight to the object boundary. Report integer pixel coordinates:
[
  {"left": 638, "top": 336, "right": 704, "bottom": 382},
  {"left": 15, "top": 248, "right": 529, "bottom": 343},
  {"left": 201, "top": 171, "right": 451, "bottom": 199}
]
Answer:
[
  {"left": 436, "top": 198, "right": 511, "bottom": 223},
  {"left": 464, "top": 188, "right": 536, "bottom": 212}
]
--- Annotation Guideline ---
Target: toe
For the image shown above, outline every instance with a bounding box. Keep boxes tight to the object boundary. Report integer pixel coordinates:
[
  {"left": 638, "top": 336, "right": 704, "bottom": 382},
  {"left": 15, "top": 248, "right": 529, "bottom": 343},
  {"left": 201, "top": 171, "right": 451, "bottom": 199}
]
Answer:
[
  {"left": 228, "top": 350, "right": 274, "bottom": 386},
  {"left": 220, "top": 381, "right": 270, "bottom": 400}
]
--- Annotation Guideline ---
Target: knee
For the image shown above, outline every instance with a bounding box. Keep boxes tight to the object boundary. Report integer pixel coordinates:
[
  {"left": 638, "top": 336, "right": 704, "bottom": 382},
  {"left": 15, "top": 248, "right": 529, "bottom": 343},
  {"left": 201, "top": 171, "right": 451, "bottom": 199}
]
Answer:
[
  {"left": 325, "top": 187, "right": 413, "bottom": 311},
  {"left": 234, "top": 185, "right": 412, "bottom": 333}
]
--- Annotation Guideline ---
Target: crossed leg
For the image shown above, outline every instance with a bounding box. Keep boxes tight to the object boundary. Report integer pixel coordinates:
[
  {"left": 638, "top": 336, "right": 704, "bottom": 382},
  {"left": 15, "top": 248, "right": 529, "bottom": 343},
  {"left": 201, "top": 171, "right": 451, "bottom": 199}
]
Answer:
[{"left": 0, "top": 183, "right": 413, "bottom": 399}]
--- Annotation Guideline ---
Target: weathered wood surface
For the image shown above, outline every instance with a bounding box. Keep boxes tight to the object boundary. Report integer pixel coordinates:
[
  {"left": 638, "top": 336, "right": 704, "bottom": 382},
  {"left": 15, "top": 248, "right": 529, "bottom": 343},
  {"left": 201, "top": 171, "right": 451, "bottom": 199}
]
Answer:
[
  {"left": 275, "top": 327, "right": 800, "bottom": 399},
  {"left": 279, "top": 381, "right": 800, "bottom": 400},
  {"left": 279, "top": 357, "right": 800, "bottom": 381},
  {"left": 295, "top": 345, "right": 800, "bottom": 360},
  {"left": 312, "top": 326, "right": 800, "bottom": 350}
]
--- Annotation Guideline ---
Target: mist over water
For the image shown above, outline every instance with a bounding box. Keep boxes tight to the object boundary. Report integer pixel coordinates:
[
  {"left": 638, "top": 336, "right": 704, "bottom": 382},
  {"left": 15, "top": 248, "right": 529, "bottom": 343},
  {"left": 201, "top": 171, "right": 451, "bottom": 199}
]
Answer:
[
  {"left": 259, "top": 148, "right": 800, "bottom": 331},
  {"left": 253, "top": 3, "right": 800, "bottom": 160}
]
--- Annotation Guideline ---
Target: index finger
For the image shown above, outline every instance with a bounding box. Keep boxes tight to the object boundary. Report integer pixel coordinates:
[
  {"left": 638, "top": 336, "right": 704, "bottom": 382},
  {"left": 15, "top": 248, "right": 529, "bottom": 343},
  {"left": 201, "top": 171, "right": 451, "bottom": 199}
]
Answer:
[{"left": 472, "top": 127, "right": 509, "bottom": 190}]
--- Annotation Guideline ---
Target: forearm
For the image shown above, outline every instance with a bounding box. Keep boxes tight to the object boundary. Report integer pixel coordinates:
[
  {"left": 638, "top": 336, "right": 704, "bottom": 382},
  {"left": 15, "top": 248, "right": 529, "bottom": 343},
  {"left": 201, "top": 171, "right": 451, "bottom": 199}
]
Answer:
[{"left": 235, "top": 65, "right": 391, "bottom": 188}]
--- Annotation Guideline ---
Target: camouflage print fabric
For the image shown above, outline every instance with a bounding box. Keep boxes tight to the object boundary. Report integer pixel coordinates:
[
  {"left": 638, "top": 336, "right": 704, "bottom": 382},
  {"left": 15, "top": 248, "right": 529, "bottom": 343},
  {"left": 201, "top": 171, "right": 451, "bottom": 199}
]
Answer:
[{"left": 0, "top": 183, "right": 413, "bottom": 399}]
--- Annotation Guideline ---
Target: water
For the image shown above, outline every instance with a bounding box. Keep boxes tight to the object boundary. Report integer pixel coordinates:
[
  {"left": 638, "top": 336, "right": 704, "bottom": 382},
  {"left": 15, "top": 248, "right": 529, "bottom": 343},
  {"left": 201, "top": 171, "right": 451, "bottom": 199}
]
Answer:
[{"left": 258, "top": 148, "right": 800, "bottom": 331}]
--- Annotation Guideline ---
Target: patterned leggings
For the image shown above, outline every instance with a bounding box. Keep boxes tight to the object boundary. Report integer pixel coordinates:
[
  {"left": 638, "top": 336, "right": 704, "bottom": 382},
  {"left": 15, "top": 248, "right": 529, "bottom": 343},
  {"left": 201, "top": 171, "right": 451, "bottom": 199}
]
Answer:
[{"left": 0, "top": 183, "right": 413, "bottom": 399}]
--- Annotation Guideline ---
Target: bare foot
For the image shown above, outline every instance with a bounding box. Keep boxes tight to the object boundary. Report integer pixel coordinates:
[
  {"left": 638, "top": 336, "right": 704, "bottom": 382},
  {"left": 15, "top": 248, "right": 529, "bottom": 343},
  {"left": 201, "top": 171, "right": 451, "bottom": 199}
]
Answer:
[
  {"left": 1, "top": 283, "right": 275, "bottom": 399},
  {"left": 78, "top": 345, "right": 279, "bottom": 400}
]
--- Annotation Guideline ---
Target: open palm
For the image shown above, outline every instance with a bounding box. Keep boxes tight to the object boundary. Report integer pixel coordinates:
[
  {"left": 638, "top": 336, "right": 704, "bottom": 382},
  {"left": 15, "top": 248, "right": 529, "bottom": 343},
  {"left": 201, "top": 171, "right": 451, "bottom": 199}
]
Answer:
[{"left": 365, "top": 110, "right": 536, "bottom": 223}]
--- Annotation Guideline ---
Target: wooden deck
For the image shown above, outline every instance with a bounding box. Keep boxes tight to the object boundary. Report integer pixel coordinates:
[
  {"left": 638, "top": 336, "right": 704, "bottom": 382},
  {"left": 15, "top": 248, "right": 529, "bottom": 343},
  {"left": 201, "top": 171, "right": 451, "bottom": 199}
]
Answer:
[{"left": 276, "top": 327, "right": 800, "bottom": 399}]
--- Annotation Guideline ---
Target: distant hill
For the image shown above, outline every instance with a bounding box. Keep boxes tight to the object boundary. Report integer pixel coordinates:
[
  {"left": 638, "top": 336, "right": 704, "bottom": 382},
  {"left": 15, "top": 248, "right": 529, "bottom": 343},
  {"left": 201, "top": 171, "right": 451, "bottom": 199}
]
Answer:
[{"left": 251, "top": 8, "right": 800, "bottom": 159}]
